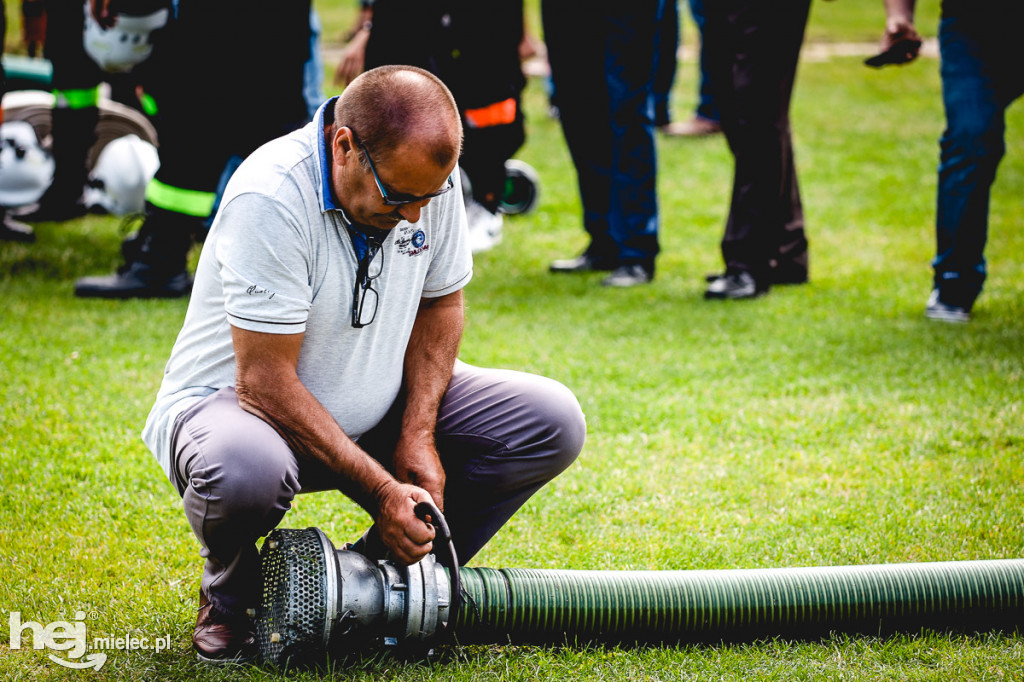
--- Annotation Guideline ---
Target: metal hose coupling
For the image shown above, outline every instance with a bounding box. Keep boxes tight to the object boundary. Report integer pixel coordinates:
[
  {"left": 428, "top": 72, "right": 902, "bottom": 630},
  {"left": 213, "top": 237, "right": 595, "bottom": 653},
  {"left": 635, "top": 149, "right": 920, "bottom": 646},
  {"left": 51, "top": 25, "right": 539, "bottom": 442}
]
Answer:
[{"left": 257, "top": 502, "right": 457, "bottom": 667}]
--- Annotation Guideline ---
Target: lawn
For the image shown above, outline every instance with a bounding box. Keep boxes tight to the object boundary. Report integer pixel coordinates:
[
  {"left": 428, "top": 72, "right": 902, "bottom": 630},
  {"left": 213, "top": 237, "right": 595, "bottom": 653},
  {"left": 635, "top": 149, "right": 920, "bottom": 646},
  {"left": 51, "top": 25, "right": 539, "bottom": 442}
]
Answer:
[{"left": 2, "top": 3, "right": 1024, "bottom": 681}]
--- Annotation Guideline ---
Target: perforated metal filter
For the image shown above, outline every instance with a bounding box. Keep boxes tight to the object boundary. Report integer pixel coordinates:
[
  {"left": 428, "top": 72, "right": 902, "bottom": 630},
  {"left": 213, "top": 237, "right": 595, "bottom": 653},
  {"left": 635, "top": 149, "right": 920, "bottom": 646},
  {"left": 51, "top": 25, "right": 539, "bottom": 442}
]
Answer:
[{"left": 256, "top": 528, "right": 336, "bottom": 667}]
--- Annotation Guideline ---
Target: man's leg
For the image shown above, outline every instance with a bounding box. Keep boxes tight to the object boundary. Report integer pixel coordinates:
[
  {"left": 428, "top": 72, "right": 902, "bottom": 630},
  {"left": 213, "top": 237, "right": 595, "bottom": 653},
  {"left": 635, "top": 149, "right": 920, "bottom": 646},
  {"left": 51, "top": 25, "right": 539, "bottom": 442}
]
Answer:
[
  {"left": 27, "top": 0, "right": 100, "bottom": 221},
  {"left": 542, "top": 1, "right": 619, "bottom": 267},
  {"left": 170, "top": 388, "right": 301, "bottom": 643},
  {"left": 688, "top": 0, "right": 720, "bottom": 124},
  {"left": 704, "top": 0, "right": 810, "bottom": 296},
  {"left": 602, "top": 3, "right": 663, "bottom": 278},
  {"left": 354, "top": 360, "right": 585, "bottom": 565},
  {"left": 932, "top": 15, "right": 1020, "bottom": 314},
  {"left": 432, "top": 361, "right": 586, "bottom": 563}
]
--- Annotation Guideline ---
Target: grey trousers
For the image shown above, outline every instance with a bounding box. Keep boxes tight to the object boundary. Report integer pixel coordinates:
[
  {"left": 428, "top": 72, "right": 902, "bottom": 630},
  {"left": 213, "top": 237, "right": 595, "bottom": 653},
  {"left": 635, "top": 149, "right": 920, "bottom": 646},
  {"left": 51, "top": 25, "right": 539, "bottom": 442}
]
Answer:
[{"left": 168, "top": 360, "right": 586, "bottom": 617}]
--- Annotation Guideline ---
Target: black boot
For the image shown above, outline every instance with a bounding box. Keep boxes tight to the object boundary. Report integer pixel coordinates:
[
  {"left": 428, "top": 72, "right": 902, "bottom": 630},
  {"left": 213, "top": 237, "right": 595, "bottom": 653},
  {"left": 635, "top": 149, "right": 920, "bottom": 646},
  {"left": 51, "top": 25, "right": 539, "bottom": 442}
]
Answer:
[
  {"left": 0, "top": 209, "right": 35, "bottom": 242},
  {"left": 21, "top": 106, "right": 98, "bottom": 222},
  {"left": 74, "top": 206, "right": 197, "bottom": 299}
]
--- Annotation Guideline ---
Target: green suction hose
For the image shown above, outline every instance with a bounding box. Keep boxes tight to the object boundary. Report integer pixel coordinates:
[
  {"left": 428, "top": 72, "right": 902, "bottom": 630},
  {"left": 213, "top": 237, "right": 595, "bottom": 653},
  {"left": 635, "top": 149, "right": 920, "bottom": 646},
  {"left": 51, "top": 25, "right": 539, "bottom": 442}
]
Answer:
[
  {"left": 453, "top": 559, "right": 1024, "bottom": 644},
  {"left": 257, "top": 525, "right": 1024, "bottom": 665}
]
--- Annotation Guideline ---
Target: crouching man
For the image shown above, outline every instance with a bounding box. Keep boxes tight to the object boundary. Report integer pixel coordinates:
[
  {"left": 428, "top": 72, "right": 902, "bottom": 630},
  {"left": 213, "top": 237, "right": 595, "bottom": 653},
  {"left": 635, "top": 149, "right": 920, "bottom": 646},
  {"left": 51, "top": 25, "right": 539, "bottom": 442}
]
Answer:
[{"left": 142, "top": 65, "right": 586, "bottom": 663}]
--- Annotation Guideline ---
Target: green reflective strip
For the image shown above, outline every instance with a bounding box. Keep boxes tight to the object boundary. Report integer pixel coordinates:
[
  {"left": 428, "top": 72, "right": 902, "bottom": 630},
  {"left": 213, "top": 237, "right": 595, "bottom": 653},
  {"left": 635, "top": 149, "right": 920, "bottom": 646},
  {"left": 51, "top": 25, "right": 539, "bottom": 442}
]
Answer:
[
  {"left": 53, "top": 87, "right": 100, "bottom": 110},
  {"left": 145, "top": 179, "right": 216, "bottom": 217},
  {"left": 139, "top": 92, "right": 158, "bottom": 116}
]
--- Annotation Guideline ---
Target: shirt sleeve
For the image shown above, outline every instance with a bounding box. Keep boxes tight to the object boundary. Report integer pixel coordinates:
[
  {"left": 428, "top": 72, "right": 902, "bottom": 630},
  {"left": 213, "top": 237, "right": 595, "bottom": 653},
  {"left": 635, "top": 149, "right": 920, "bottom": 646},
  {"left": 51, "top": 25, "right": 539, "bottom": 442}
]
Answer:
[
  {"left": 214, "top": 192, "right": 314, "bottom": 334},
  {"left": 422, "top": 166, "right": 473, "bottom": 298}
]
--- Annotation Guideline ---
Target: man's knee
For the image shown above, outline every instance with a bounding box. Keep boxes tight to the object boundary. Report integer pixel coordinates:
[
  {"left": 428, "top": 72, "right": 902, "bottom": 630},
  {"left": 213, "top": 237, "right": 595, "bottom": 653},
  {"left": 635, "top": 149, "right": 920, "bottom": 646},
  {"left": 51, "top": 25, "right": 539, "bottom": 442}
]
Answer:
[
  {"left": 177, "top": 404, "right": 300, "bottom": 527},
  {"left": 520, "top": 375, "right": 587, "bottom": 475}
]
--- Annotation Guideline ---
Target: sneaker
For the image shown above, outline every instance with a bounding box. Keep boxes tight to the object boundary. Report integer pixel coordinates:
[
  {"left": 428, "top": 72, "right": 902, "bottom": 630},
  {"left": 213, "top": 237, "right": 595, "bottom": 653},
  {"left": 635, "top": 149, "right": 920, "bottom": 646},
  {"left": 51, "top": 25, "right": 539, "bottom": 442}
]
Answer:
[
  {"left": 601, "top": 263, "right": 653, "bottom": 287},
  {"left": 659, "top": 116, "right": 723, "bottom": 138},
  {"left": 465, "top": 198, "right": 503, "bottom": 254},
  {"left": 704, "top": 271, "right": 768, "bottom": 299},
  {"left": 193, "top": 592, "right": 257, "bottom": 664},
  {"left": 925, "top": 289, "right": 970, "bottom": 323},
  {"left": 550, "top": 252, "right": 618, "bottom": 273}
]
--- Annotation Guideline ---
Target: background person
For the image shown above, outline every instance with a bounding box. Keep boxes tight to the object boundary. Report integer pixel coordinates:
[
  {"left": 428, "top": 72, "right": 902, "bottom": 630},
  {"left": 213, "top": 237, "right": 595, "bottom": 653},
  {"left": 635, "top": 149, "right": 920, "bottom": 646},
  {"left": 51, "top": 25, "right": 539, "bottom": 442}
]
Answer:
[
  {"left": 334, "top": 0, "right": 528, "bottom": 254},
  {"left": 72, "top": 0, "right": 312, "bottom": 299},
  {"left": 877, "top": 0, "right": 1023, "bottom": 322},
  {"left": 702, "top": 0, "right": 812, "bottom": 300},
  {"left": 656, "top": 0, "right": 722, "bottom": 138},
  {"left": 543, "top": 0, "right": 667, "bottom": 288}
]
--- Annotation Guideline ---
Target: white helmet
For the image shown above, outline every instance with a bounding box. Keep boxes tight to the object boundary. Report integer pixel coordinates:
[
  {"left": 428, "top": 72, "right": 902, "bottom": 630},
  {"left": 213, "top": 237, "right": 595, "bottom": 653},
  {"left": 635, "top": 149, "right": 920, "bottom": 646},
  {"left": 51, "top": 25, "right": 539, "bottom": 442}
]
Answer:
[
  {"left": 83, "top": 134, "right": 160, "bottom": 215},
  {"left": 0, "top": 120, "right": 56, "bottom": 208},
  {"left": 83, "top": 1, "right": 170, "bottom": 73}
]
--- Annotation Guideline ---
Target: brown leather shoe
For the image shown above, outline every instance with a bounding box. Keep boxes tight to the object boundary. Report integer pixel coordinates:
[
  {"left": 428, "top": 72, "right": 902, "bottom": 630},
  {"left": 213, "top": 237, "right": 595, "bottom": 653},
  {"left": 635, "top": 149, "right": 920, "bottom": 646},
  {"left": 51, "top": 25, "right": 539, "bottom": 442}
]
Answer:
[
  {"left": 659, "top": 116, "right": 723, "bottom": 137},
  {"left": 193, "top": 592, "right": 257, "bottom": 664}
]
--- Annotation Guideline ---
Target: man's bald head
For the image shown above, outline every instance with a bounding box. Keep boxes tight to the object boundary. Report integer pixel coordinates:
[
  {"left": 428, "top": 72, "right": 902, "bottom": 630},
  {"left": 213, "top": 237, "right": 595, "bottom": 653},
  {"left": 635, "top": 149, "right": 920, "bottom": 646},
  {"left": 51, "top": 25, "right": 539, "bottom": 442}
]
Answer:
[{"left": 335, "top": 65, "right": 463, "bottom": 170}]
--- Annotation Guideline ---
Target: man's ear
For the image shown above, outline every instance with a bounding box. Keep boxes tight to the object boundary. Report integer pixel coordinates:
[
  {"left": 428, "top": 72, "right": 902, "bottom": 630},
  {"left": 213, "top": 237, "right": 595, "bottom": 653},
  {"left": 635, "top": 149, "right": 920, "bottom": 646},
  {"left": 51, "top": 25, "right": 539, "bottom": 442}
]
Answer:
[{"left": 334, "top": 126, "right": 355, "bottom": 164}]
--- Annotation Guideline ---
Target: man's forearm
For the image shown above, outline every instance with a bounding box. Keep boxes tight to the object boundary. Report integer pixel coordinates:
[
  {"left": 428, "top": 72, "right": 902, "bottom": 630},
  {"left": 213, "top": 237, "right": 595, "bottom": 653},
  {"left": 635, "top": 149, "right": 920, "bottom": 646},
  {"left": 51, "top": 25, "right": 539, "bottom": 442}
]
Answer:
[
  {"left": 231, "top": 328, "right": 396, "bottom": 517},
  {"left": 238, "top": 371, "right": 394, "bottom": 512}
]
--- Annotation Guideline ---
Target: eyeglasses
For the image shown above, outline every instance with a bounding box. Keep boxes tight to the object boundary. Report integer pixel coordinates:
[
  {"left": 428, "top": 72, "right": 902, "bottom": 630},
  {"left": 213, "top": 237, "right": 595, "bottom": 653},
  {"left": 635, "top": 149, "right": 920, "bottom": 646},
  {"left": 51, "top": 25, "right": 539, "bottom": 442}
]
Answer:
[
  {"left": 352, "top": 235, "right": 384, "bottom": 328},
  {"left": 346, "top": 126, "right": 455, "bottom": 206}
]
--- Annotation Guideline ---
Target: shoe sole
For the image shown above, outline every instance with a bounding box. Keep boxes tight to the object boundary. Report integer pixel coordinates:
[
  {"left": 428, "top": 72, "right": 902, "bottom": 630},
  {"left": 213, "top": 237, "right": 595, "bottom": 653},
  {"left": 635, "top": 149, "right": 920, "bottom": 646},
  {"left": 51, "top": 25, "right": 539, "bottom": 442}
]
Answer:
[
  {"left": 73, "top": 287, "right": 192, "bottom": 299},
  {"left": 195, "top": 650, "right": 257, "bottom": 666},
  {"left": 925, "top": 309, "right": 970, "bottom": 323},
  {"left": 704, "top": 288, "right": 766, "bottom": 300}
]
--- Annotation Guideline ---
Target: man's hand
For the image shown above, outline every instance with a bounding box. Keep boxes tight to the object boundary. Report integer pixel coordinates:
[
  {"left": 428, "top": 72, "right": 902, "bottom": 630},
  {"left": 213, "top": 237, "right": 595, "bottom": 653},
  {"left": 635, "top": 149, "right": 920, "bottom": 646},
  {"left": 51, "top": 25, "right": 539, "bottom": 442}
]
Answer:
[
  {"left": 393, "top": 434, "right": 446, "bottom": 510},
  {"left": 334, "top": 30, "right": 369, "bottom": 85},
  {"left": 373, "top": 480, "right": 436, "bottom": 564},
  {"left": 868, "top": 0, "right": 921, "bottom": 67},
  {"left": 334, "top": 9, "right": 373, "bottom": 85}
]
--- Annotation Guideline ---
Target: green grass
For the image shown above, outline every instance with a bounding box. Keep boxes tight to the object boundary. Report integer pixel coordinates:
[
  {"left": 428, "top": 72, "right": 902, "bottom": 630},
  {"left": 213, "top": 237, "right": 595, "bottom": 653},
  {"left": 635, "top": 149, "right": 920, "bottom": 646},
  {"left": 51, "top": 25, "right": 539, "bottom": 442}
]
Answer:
[{"left": 3, "top": 23, "right": 1024, "bottom": 682}]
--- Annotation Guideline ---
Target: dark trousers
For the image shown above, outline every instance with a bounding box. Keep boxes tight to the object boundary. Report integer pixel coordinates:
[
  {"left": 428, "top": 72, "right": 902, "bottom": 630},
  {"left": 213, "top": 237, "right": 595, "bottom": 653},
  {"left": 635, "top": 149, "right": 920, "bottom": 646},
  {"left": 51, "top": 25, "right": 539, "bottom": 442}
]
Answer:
[
  {"left": 145, "top": 0, "right": 310, "bottom": 199},
  {"left": 542, "top": 1, "right": 665, "bottom": 268},
  {"left": 168, "top": 361, "right": 586, "bottom": 618},
  {"left": 933, "top": 13, "right": 1024, "bottom": 309},
  {"left": 366, "top": 0, "right": 527, "bottom": 212},
  {"left": 704, "top": 0, "right": 811, "bottom": 283}
]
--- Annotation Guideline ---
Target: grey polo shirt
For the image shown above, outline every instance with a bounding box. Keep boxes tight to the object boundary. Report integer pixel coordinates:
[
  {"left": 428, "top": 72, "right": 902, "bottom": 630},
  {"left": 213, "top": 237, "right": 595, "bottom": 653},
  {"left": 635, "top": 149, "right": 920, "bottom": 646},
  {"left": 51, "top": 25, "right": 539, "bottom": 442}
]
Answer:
[{"left": 142, "top": 97, "right": 473, "bottom": 478}]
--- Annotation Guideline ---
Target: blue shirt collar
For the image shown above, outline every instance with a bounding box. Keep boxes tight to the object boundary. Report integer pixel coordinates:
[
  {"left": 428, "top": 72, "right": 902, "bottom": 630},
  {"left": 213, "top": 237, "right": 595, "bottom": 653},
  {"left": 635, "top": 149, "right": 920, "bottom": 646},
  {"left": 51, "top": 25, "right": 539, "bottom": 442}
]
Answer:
[{"left": 317, "top": 96, "right": 343, "bottom": 215}]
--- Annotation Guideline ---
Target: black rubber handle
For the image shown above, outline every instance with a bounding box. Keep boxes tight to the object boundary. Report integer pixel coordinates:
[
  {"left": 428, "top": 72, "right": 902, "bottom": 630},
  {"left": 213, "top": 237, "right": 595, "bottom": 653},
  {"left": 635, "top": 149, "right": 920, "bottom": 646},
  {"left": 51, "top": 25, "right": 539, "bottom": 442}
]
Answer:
[{"left": 414, "top": 500, "right": 461, "bottom": 628}]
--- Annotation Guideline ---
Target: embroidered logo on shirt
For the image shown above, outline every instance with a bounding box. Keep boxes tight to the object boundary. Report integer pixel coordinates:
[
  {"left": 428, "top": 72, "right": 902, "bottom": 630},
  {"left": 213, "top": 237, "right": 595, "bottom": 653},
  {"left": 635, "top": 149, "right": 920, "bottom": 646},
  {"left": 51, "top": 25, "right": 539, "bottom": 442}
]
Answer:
[
  {"left": 246, "top": 284, "right": 276, "bottom": 300},
  {"left": 395, "top": 224, "right": 430, "bottom": 257}
]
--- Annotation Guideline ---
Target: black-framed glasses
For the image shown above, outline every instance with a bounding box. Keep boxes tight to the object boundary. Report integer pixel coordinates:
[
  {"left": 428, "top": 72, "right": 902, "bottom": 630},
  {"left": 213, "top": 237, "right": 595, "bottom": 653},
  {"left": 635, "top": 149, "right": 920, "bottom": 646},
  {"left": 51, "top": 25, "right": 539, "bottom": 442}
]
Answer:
[
  {"left": 352, "top": 236, "right": 384, "bottom": 328},
  {"left": 345, "top": 126, "right": 455, "bottom": 206}
]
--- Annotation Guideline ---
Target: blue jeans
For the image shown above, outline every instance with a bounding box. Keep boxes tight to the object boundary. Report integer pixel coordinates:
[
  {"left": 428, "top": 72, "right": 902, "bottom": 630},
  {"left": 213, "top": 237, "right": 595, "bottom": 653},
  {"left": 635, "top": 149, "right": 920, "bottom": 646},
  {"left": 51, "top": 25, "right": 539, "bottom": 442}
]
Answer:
[
  {"left": 934, "top": 15, "right": 1023, "bottom": 309},
  {"left": 687, "top": 0, "right": 719, "bottom": 122},
  {"left": 543, "top": 1, "right": 665, "bottom": 267}
]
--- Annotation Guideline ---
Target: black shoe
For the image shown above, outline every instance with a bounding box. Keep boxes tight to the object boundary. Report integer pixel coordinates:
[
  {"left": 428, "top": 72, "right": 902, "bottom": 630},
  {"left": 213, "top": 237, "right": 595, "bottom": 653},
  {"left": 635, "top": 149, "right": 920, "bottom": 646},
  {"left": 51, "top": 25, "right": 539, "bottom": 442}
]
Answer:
[
  {"left": 17, "top": 198, "right": 88, "bottom": 223},
  {"left": 925, "top": 289, "right": 970, "bottom": 323},
  {"left": 601, "top": 263, "right": 653, "bottom": 287},
  {"left": 74, "top": 262, "right": 192, "bottom": 299},
  {"left": 769, "top": 263, "right": 808, "bottom": 285},
  {"left": 0, "top": 214, "right": 35, "bottom": 242},
  {"left": 550, "top": 252, "right": 618, "bottom": 273},
  {"left": 704, "top": 271, "right": 767, "bottom": 299}
]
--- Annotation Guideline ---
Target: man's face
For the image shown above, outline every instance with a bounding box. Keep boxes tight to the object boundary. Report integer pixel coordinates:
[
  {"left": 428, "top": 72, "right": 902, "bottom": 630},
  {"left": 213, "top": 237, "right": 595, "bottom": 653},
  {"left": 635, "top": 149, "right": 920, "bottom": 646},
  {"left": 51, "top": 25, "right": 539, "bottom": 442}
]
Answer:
[{"left": 331, "top": 126, "right": 456, "bottom": 231}]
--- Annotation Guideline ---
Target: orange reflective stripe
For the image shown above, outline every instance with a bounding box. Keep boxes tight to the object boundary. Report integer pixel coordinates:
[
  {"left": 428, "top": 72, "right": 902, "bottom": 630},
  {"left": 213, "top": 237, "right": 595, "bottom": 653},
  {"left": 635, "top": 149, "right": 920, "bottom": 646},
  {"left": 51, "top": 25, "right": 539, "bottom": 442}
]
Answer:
[{"left": 464, "top": 98, "right": 517, "bottom": 128}]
